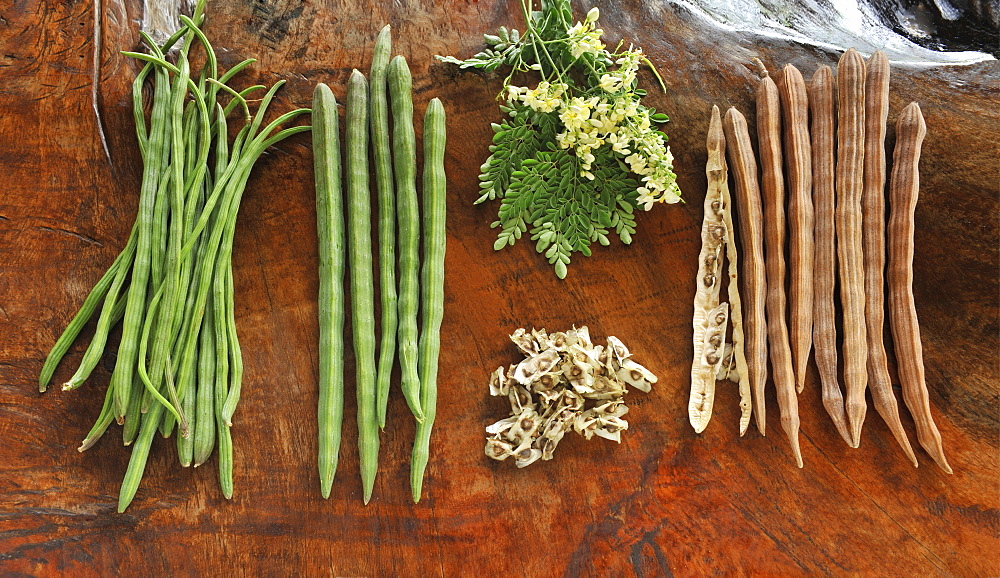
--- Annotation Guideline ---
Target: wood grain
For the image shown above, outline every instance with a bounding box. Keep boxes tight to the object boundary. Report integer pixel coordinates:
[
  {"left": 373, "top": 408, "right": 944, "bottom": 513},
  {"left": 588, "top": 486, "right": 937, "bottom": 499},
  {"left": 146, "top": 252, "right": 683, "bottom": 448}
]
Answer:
[{"left": 0, "top": 0, "right": 997, "bottom": 575}]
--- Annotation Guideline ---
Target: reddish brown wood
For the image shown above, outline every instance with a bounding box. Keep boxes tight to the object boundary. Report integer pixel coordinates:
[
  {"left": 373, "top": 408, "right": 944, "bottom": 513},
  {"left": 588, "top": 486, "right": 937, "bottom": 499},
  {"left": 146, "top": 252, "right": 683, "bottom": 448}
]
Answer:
[{"left": 0, "top": 0, "right": 997, "bottom": 575}]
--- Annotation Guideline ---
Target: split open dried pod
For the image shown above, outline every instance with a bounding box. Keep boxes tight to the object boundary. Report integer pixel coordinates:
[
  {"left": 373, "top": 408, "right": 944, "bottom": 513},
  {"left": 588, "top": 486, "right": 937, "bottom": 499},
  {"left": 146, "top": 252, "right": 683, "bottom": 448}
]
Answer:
[
  {"left": 690, "top": 106, "right": 751, "bottom": 435},
  {"left": 689, "top": 106, "right": 729, "bottom": 433}
]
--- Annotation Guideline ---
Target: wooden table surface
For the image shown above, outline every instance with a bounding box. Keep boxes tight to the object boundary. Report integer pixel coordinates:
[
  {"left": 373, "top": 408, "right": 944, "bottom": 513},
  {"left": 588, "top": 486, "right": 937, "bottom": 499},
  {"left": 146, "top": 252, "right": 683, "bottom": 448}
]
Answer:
[{"left": 1, "top": 0, "right": 997, "bottom": 575}]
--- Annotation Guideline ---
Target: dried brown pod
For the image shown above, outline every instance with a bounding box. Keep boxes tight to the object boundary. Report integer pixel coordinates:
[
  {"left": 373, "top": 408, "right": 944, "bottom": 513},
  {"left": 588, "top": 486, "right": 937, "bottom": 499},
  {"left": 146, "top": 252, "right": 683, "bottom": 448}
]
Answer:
[
  {"left": 777, "top": 63, "right": 814, "bottom": 394},
  {"left": 808, "top": 65, "right": 853, "bottom": 446},
  {"left": 836, "top": 48, "right": 869, "bottom": 447},
  {"left": 756, "top": 60, "right": 802, "bottom": 467},
  {"left": 718, "top": 127, "right": 753, "bottom": 436},
  {"left": 862, "top": 51, "right": 919, "bottom": 466},
  {"left": 887, "top": 102, "right": 952, "bottom": 474},
  {"left": 723, "top": 107, "right": 768, "bottom": 437}
]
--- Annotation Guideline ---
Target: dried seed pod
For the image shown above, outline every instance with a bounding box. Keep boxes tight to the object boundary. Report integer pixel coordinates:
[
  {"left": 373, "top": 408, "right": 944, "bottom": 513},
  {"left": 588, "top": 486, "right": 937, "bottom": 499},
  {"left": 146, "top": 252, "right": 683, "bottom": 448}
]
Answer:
[
  {"left": 837, "top": 48, "right": 869, "bottom": 447},
  {"left": 809, "top": 65, "right": 853, "bottom": 446},
  {"left": 486, "top": 328, "right": 654, "bottom": 467},
  {"left": 778, "top": 63, "right": 814, "bottom": 394},
  {"left": 563, "top": 356, "right": 596, "bottom": 394},
  {"left": 723, "top": 107, "right": 769, "bottom": 436},
  {"left": 514, "top": 446, "right": 543, "bottom": 468},
  {"left": 531, "top": 371, "right": 560, "bottom": 393},
  {"left": 507, "top": 407, "right": 540, "bottom": 442},
  {"left": 508, "top": 384, "right": 532, "bottom": 414},
  {"left": 545, "top": 331, "right": 571, "bottom": 352},
  {"left": 716, "top": 343, "right": 736, "bottom": 381},
  {"left": 489, "top": 366, "right": 509, "bottom": 397},
  {"left": 756, "top": 61, "right": 803, "bottom": 467},
  {"left": 690, "top": 106, "right": 729, "bottom": 434},
  {"left": 510, "top": 328, "right": 540, "bottom": 356},
  {"left": 606, "top": 336, "right": 631, "bottom": 363},
  {"left": 512, "top": 348, "right": 561, "bottom": 385},
  {"left": 863, "top": 51, "right": 919, "bottom": 466},
  {"left": 485, "top": 438, "right": 515, "bottom": 461},
  {"left": 887, "top": 102, "right": 952, "bottom": 474},
  {"left": 569, "top": 326, "right": 594, "bottom": 349},
  {"left": 486, "top": 416, "right": 517, "bottom": 436},
  {"left": 617, "top": 358, "right": 657, "bottom": 393}
]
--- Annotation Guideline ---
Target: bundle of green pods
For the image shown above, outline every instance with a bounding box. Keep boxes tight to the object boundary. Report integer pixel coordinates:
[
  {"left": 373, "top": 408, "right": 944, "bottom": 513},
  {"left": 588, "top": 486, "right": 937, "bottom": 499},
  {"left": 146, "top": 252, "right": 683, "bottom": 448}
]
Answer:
[
  {"left": 313, "top": 25, "right": 447, "bottom": 504},
  {"left": 39, "top": 1, "right": 310, "bottom": 512}
]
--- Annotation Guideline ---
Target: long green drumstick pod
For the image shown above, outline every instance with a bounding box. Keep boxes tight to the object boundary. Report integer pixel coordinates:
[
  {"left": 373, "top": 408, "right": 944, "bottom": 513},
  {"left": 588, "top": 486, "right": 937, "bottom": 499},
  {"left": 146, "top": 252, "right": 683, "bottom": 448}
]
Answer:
[
  {"left": 346, "top": 71, "right": 380, "bottom": 503},
  {"left": 39, "top": 221, "right": 138, "bottom": 392},
  {"left": 106, "top": 61, "right": 171, "bottom": 421},
  {"left": 412, "top": 97, "right": 447, "bottom": 503},
  {"left": 313, "top": 82, "right": 346, "bottom": 499},
  {"left": 389, "top": 55, "right": 424, "bottom": 422},
  {"left": 192, "top": 293, "right": 217, "bottom": 467},
  {"left": 59, "top": 223, "right": 139, "bottom": 392},
  {"left": 370, "top": 25, "right": 397, "bottom": 429}
]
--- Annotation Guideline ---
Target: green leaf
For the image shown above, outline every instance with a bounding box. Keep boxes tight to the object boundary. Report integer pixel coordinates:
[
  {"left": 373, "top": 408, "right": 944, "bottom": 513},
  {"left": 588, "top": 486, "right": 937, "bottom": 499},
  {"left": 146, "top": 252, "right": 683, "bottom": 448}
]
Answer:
[{"left": 554, "top": 260, "right": 567, "bottom": 279}]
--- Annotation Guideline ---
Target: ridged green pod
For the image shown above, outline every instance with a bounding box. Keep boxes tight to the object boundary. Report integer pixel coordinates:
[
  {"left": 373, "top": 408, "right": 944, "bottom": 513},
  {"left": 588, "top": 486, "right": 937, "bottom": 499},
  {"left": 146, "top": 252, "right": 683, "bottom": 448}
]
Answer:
[
  {"left": 346, "top": 71, "right": 380, "bottom": 503},
  {"left": 389, "top": 55, "right": 425, "bottom": 422},
  {"left": 370, "top": 25, "right": 397, "bottom": 429},
  {"left": 412, "top": 97, "right": 447, "bottom": 503},
  {"left": 313, "top": 82, "right": 346, "bottom": 499}
]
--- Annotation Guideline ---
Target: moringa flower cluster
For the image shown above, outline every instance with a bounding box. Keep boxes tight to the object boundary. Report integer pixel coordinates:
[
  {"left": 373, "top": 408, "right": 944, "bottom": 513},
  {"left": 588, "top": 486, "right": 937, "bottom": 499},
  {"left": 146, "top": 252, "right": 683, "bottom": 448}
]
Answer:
[
  {"left": 566, "top": 7, "right": 605, "bottom": 58},
  {"left": 438, "top": 0, "right": 683, "bottom": 278},
  {"left": 503, "top": 18, "right": 680, "bottom": 209}
]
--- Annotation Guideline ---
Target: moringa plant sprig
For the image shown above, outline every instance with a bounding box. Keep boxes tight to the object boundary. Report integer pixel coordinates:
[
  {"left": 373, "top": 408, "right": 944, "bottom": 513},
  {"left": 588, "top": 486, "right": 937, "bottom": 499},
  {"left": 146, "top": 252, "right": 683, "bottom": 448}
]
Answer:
[{"left": 438, "top": 0, "right": 681, "bottom": 278}]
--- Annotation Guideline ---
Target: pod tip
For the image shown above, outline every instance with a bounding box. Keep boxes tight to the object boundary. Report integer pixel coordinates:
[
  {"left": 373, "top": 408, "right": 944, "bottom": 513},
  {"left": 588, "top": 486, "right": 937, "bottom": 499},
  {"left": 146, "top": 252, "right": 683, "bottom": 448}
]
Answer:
[{"left": 751, "top": 57, "right": 768, "bottom": 78}]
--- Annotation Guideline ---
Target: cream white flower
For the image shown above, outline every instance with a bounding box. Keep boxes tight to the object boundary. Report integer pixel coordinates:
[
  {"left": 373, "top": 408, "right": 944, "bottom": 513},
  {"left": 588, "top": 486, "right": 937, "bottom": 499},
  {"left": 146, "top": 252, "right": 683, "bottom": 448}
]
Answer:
[
  {"left": 567, "top": 20, "right": 605, "bottom": 59},
  {"left": 518, "top": 81, "right": 567, "bottom": 113},
  {"left": 599, "top": 74, "right": 621, "bottom": 93}
]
